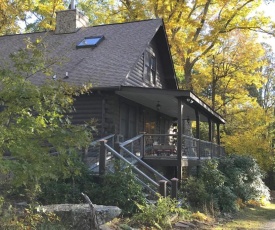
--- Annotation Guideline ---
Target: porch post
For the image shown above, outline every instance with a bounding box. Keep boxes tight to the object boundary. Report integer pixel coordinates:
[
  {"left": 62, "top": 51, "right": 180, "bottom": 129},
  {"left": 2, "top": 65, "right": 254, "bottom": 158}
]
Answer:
[
  {"left": 217, "top": 123, "right": 221, "bottom": 145},
  {"left": 208, "top": 118, "right": 212, "bottom": 142},
  {"left": 171, "top": 178, "right": 179, "bottom": 199},
  {"left": 217, "top": 123, "right": 221, "bottom": 156},
  {"left": 177, "top": 98, "right": 183, "bottom": 181},
  {"left": 195, "top": 110, "right": 200, "bottom": 159},
  {"left": 141, "top": 133, "right": 145, "bottom": 158},
  {"left": 159, "top": 180, "right": 167, "bottom": 197},
  {"left": 208, "top": 118, "right": 213, "bottom": 158}
]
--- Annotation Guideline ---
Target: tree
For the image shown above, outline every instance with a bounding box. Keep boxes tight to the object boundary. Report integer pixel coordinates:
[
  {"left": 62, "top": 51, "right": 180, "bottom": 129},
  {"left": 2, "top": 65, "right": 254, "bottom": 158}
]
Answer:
[
  {"left": 0, "top": 0, "right": 29, "bottom": 35},
  {"left": 0, "top": 37, "right": 94, "bottom": 200},
  {"left": 23, "top": 0, "right": 66, "bottom": 32},
  {"left": 191, "top": 31, "right": 275, "bottom": 171},
  {"left": 194, "top": 30, "right": 265, "bottom": 113},
  {"left": 223, "top": 106, "right": 273, "bottom": 170},
  {"left": 260, "top": 43, "right": 275, "bottom": 110},
  {"left": 88, "top": 0, "right": 274, "bottom": 90}
]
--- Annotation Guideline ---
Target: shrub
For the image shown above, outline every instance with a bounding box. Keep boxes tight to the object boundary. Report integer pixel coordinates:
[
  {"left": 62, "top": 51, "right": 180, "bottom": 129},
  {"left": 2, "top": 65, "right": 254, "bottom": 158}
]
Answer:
[
  {"left": 131, "top": 195, "right": 191, "bottom": 229},
  {"left": 199, "top": 159, "right": 225, "bottom": 193},
  {"left": 183, "top": 177, "right": 208, "bottom": 208},
  {"left": 0, "top": 202, "right": 64, "bottom": 230},
  {"left": 218, "top": 155, "right": 270, "bottom": 202},
  {"left": 215, "top": 185, "right": 238, "bottom": 212},
  {"left": 38, "top": 161, "right": 98, "bottom": 204},
  {"left": 191, "top": 211, "right": 209, "bottom": 222},
  {"left": 39, "top": 161, "right": 146, "bottom": 216},
  {"left": 182, "top": 155, "right": 269, "bottom": 213},
  {"left": 87, "top": 164, "right": 147, "bottom": 216}
]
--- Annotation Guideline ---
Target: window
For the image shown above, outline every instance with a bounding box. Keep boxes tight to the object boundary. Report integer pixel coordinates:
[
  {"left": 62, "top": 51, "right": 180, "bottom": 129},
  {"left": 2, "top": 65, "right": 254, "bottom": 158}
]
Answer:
[
  {"left": 144, "top": 50, "right": 156, "bottom": 84},
  {"left": 76, "top": 35, "right": 104, "bottom": 48}
]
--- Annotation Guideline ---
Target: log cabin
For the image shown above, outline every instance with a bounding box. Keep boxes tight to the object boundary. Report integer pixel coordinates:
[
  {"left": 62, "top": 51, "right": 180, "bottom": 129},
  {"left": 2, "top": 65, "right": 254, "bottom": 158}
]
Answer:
[{"left": 0, "top": 7, "right": 225, "bottom": 181}]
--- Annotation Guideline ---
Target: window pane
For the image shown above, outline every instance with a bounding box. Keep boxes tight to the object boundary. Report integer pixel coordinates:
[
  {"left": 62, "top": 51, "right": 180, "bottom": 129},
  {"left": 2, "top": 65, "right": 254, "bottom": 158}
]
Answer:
[{"left": 77, "top": 36, "right": 104, "bottom": 48}]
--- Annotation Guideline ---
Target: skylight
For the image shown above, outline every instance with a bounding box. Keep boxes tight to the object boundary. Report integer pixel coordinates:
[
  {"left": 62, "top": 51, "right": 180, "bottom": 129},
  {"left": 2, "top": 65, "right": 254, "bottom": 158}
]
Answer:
[{"left": 76, "top": 36, "right": 104, "bottom": 48}]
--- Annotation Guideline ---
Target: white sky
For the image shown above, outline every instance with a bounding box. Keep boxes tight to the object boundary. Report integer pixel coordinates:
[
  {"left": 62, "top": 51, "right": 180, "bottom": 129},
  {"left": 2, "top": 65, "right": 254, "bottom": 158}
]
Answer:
[{"left": 259, "top": 1, "right": 275, "bottom": 50}]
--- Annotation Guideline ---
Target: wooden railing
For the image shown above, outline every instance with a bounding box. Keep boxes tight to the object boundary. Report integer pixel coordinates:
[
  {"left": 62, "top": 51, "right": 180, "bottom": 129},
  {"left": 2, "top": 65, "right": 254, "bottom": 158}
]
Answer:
[
  {"left": 99, "top": 140, "right": 176, "bottom": 198},
  {"left": 141, "top": 134, "right": 225, "bottom": 158}
]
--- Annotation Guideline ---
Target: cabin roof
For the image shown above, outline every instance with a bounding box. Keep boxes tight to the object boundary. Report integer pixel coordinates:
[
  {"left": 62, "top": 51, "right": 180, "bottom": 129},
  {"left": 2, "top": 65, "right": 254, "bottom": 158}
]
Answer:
[{"left": 0, "top": 19, "right": 177, "bottom": 88}]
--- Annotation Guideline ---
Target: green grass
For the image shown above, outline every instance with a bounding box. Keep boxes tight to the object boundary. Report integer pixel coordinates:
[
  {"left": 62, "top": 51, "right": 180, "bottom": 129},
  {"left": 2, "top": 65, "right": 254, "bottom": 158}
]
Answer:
[{"left": 212, "top": 202, "right": 275, "bottom": 229}]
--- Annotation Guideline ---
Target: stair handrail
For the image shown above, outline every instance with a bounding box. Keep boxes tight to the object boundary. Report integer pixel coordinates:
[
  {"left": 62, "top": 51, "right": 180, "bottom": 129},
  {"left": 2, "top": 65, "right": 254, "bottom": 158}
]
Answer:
[
  {"left": 104, "top": 143, "right": 159, "bottom": 188},
  {"left": 90, "top": 134, "right": 115, "bottom": 146},
  {"left": 120, "top": 145, "right": 171, "bottom": 185},
  {"left": 120, "top": 134, "right": 143, "bottom": 146}
]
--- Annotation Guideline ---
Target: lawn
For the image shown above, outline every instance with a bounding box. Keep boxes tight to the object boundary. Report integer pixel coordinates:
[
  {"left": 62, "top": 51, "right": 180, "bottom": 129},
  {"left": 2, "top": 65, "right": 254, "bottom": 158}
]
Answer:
[{"left": 212, "top": 198, "right": 275, "bottom": 229}]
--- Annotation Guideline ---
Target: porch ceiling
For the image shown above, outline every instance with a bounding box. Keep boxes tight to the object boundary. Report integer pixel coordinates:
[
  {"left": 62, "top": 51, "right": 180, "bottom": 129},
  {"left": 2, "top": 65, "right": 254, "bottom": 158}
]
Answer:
[{"left": 115, "top": 86, "right": 225, "bottom": 124}]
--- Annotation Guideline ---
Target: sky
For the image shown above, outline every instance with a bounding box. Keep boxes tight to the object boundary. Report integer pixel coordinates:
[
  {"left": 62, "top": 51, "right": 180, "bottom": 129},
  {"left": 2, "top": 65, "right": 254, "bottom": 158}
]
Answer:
[{"left": 260, "top": 1, "right": 275, "bottom": 49}]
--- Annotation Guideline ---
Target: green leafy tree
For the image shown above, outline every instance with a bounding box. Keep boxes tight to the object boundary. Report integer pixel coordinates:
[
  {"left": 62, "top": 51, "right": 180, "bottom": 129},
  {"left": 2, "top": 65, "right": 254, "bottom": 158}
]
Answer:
[{"left": 0, "top": 37, "right": 94, "bottom": 200}]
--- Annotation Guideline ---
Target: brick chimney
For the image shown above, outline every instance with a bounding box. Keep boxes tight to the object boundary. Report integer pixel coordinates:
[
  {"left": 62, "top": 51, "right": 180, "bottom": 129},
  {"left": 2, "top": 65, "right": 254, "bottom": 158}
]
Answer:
[{"left": 55, "top": 9, "right": 89, "bottom": 34}]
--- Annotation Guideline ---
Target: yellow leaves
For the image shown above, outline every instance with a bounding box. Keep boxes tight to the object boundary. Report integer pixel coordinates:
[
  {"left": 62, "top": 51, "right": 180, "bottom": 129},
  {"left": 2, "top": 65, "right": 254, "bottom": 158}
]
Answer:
[
  {"left": 223, "top": 105, "right": 274, "bottom": 170},
  {"left": 33, "top": 0, "right": 65, "bottom": 30}
]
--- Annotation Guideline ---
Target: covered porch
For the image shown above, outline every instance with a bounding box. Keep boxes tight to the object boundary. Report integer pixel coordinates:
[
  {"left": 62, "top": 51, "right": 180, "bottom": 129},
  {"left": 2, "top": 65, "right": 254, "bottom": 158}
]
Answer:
[{"left": 115, "top": 86, "right": 226, "bottom": 180}]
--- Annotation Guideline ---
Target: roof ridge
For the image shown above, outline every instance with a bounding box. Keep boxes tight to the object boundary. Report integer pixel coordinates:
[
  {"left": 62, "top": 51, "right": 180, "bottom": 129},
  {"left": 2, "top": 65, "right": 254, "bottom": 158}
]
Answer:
[
  {"left": 0, "top": 30, "right": 49, "bottom": 38},
  {"left": 90, "top": 18, "right": 162, "bottom": 28},
  {"left": 0, "top": 18, "right": 162, "bottom": 38}
]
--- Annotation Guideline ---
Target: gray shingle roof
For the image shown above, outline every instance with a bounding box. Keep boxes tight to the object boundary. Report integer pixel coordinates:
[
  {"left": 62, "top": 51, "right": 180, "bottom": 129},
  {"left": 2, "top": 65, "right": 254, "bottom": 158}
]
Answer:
[{"left": 0, "top": 19, "right": 164, "bottom": 87}]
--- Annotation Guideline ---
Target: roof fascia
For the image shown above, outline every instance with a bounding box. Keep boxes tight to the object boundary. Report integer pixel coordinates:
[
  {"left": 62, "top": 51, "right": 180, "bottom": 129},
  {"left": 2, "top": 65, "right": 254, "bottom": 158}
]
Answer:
[{"left": 159, "top": 19, "right": 179, "bottom": 89}]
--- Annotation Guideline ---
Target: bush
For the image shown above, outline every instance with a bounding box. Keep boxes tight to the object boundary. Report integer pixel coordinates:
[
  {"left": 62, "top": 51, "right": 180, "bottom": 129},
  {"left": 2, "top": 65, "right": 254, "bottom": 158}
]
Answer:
[
  {"left": 38, "top": 161, "right": 97, "bottom": 204},
  {"left": 183, "top": 177, "right": 208, "bottom": 208},
  {"left": 182, "top": 155, "right": 270, "bottom": 213},
  {"left": 215, "top": 185, "right": 238, "bottom": 212},
  {"left": 0, "top": 202, "right": 65, "bottom": 230},
  {"left": 131, "top": 195, "right": 191, "bottom": 229},
  {"left": 218, "top": 155, "right": 270, "bottom": 202},
  {"left": 87, "top": 163, "right": 147, "bottom": 216},
  {"left": 39, "top": 161, "right": 146, "bottom": 216}
]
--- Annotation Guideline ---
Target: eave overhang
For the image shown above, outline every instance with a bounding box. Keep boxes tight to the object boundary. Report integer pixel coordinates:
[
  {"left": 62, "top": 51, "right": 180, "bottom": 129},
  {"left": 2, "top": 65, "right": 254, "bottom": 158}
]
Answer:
[{"left": 115, "top": 86, "right": 225, "bottom": 124}]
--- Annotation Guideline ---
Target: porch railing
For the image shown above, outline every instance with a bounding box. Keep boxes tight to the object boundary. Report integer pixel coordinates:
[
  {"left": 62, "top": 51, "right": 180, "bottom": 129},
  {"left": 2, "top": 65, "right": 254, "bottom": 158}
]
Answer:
[{"left": 142, "top": 134, "right": 225, "bottom": 158}]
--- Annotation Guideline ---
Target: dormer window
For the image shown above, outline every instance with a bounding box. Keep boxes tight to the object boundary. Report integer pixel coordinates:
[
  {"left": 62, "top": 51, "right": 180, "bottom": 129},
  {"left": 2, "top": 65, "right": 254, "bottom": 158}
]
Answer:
[
  {"left": 76, "top": 35, "right": 104, "bottom": 48},
  {"left": 144, "top": 50, "right": 156, "bottom": 85}
]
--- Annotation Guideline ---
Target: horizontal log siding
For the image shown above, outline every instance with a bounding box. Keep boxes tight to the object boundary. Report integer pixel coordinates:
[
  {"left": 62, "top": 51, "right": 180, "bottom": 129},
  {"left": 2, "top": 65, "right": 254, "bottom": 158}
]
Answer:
[
  {"left": 103, "top": 93, "right": 120, "bottom": 136},
  {"left": 125, "top": 39, "right": 167, "bottom": 89},
  {"left": 72, "top": 95, "right": 102, "bottom": 123},
  {"left": 71, "top": 92, "right": 121, "bottom": 138}
]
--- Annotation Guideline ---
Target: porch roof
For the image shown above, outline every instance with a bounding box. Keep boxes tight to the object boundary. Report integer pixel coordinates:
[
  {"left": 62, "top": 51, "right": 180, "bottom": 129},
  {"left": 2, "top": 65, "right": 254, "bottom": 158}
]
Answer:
[{"left": 115, "top": 86, "right": 225, "bottom": 124}]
